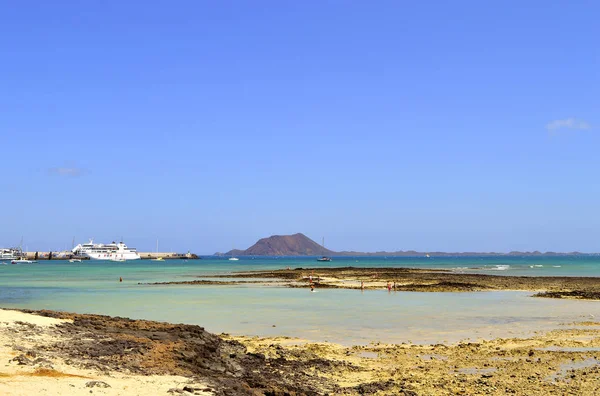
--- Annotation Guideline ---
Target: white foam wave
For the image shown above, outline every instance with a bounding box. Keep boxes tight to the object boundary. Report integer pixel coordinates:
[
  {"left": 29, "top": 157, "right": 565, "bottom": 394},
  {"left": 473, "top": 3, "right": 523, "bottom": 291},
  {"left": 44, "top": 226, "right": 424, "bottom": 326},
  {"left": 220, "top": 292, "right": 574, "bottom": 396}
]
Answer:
[{"left": 489, "top": 265, "right": 510, "bottom": 271}]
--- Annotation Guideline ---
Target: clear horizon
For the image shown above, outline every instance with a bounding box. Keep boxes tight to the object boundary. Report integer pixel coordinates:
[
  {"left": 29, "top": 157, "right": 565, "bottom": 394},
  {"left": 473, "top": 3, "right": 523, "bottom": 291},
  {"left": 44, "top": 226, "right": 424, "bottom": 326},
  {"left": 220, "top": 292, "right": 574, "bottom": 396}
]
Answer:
[
  {"left": 3, "top": 233, "right": 600, "bottom": 255},
  {"left": 1, "top": 1, "right": 598, "bottom": 254}
]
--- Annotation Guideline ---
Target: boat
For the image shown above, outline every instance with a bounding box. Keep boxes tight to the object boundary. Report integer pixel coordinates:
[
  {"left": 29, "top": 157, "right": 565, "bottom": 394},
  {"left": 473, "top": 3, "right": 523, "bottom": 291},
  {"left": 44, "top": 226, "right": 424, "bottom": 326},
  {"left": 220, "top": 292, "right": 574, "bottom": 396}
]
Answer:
[
  {"left": 69, "top": 259, "right": 82, "bottom": 263},
  {"left": 11, "top": 258, "right": 34, "bottom": 264},
  {"left": 1, "top": 247, "right": 23, "bottom": 261},
  {"left": 229, "top": 244, "right": 239, "bottom": 261},
  {"left": 151, "top": 239, "right": 165, "bottom": 261},
  {"left": 72, "top": 239, "right": 141, "bottom": 260},
  {"left": 316, "top": 237, "right": 332, "bottom": 262}
]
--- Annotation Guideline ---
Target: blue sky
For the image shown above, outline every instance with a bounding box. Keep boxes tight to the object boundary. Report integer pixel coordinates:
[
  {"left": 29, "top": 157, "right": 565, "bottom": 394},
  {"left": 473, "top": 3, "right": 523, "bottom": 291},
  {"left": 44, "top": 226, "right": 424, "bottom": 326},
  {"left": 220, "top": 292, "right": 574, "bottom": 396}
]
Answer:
[{"left": 1, "top": 1, "right": 598, "bottom": 253}]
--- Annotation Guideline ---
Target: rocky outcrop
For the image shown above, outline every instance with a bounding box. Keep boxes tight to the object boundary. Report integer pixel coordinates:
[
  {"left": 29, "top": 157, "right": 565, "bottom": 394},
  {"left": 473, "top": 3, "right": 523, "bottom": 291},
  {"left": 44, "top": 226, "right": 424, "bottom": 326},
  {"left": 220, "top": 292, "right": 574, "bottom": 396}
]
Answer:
[{"left": 223, "top": 233, "right": 333, "bottom": 256}]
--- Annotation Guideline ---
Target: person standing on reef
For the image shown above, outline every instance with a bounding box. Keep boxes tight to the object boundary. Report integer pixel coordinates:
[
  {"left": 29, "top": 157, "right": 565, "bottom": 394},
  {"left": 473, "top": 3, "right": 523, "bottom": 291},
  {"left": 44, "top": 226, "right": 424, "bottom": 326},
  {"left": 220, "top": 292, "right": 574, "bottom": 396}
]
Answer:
[
  {"left": 360, "top": 280, "right": 364, "bottom": 290},
  {"left": 393, "top": 281, "right": 396, "bottom": 291},
  {"left": 387, "top": 282, "right": 392, "bottom": 292}
]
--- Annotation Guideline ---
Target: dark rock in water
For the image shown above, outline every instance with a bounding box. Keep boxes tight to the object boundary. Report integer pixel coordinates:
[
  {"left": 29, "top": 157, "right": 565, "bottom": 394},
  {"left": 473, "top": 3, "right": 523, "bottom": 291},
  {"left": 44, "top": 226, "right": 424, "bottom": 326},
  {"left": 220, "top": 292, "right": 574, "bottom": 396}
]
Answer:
[
  {"left": 533, "top": 290, "right": 600, "bottom": 300},
  {"left": 85, "top": 381, "right": 111, "bottom": 388}
]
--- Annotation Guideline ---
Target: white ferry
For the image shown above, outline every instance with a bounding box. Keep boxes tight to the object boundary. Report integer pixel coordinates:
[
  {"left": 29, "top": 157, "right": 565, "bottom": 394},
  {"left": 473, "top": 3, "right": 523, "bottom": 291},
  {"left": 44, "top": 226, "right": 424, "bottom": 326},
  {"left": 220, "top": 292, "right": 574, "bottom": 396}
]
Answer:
[
  {"left": 1, "top": 247, "right": 23, "bottom": 261},
  {"left": 72, "top": 239, "right": 141, "bottom": 261}
]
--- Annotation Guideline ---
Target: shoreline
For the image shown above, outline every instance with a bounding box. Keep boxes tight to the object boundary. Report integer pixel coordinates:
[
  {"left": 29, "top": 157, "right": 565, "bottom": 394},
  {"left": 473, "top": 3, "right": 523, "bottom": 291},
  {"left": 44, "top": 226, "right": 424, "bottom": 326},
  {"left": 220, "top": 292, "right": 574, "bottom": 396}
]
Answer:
[
  {"left": 139, "top": 267, "right": 600, "bottom": 299},
  {"left": 2, "top": 307, "right": 600, "bottom": 395}
]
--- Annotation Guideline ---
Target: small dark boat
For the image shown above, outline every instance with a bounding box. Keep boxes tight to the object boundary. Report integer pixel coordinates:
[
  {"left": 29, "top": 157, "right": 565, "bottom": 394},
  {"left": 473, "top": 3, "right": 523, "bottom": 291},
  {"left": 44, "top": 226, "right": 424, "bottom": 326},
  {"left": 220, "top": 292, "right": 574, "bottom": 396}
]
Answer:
[{"left": 317, "top": 237, "right": 332, "bottom": 262}]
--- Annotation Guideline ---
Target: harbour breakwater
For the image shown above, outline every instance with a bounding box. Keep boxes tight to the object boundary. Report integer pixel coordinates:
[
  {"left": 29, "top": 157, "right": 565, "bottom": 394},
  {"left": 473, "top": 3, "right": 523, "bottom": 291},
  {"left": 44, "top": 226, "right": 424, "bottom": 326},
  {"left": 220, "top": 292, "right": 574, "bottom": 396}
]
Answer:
[{"left": 22, "top": 252, "right": 198, "bottom": 260}]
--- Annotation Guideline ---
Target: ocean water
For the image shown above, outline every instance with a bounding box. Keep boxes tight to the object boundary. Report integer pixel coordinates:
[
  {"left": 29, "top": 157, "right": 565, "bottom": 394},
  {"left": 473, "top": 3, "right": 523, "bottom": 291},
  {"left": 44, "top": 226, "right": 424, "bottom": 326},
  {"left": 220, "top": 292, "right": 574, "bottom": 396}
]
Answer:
[
  {"left": 185, "top": 255, "right": 600, "bottom": 277},
  {"left": 1, "top": 256, "right": 599, "bottom": 345}
]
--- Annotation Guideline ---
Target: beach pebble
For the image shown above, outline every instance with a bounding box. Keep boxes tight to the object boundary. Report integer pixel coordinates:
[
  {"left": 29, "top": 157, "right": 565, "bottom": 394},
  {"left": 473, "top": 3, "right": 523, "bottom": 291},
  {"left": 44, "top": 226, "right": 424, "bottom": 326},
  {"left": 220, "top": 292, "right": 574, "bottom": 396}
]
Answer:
[
  {"left": 85, "top": 381, "right": 111, "bottom": 388},
  {"left": 33, "top": 357, "right": 54, "bottom": 369},
  {"left": 11, "top": 354, "right": 32, "bottom": 365}
]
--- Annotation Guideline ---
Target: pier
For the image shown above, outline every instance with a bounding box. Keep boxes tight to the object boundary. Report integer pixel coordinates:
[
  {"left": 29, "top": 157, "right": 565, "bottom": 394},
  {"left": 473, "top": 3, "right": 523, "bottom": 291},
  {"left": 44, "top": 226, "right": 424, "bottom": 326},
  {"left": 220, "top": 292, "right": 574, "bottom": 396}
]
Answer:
[{"left": 138, "top": 252, "right": 198, "bottom": 260}]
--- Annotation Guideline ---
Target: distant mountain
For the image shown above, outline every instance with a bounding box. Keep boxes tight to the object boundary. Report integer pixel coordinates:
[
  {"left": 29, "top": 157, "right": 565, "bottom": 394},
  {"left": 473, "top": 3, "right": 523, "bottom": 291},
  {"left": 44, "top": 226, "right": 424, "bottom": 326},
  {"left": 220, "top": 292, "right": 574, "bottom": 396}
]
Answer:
[
  {"left": 219, "top": 233, "right": 333, "bottom": 256},
  {"left": 214, "top": 233, "right": 590, "bottom": 257}
]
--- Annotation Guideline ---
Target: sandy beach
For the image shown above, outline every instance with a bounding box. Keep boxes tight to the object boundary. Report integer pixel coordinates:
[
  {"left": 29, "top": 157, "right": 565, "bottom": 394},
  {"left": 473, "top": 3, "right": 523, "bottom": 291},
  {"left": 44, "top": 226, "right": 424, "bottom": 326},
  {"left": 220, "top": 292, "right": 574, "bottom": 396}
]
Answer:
[{"left": 0, "top": 309, "right": 213, "bottom": 396}]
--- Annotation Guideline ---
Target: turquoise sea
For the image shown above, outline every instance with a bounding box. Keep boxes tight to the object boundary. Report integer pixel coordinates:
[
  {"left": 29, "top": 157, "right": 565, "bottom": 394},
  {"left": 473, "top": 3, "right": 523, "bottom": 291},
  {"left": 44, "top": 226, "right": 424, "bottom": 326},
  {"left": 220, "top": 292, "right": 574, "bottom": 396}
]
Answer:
[{"left": 1, "top": 256, "right": 599, "bottom": 345}]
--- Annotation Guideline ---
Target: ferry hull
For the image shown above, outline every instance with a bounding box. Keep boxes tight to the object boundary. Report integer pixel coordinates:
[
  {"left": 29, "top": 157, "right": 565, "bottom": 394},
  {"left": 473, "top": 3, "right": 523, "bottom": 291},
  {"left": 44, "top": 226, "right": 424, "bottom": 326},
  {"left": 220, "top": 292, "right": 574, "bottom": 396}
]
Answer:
[{"left": 85, "top": 253, "right": 141, "bottom": 260}]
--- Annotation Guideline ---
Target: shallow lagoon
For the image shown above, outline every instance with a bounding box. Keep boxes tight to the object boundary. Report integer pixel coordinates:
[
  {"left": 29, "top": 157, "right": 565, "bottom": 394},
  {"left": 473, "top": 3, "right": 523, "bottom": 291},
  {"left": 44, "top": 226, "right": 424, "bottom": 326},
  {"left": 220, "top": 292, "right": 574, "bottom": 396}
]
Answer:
[{"left": 1, "top": 258, "right": 599, "bottom": 345}]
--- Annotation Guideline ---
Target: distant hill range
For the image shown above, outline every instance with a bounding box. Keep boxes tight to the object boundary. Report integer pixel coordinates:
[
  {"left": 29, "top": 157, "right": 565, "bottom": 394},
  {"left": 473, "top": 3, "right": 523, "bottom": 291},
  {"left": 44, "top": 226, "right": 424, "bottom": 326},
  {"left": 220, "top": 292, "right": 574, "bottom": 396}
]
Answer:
[{"left": 215, "top": 233, "right": 587, "bottom": 257}]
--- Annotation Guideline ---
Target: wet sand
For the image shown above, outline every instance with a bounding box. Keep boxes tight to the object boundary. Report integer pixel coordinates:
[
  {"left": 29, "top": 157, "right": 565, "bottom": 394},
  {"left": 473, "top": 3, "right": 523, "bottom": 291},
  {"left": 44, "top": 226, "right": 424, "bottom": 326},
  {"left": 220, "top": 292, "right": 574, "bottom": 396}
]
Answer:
[
  {"left": 2, "top": 308, "right": 600, "bottom": 395},
  {"left": 143, "top": 267, "right": 600, "bottom": 298}
]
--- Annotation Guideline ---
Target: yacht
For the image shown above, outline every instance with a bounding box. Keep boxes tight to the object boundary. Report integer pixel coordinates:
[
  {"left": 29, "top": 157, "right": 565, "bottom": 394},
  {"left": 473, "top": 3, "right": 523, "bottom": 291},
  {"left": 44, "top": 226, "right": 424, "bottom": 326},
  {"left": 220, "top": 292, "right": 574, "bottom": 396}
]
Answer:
[
  {"left": 316, "top": 237, "right": 332, "bottom": 262},
  {"left": 1, "top": 247, "right": 23, "bottom": 262},
  {"left": 151, "top": 239, "right": 165, "bottom": 261},
  {"left": 11, "top": 258, "right": 35, "bottom": 264},
  {"left": 72, "top": 239, "right": 141, "bottom": 261}
]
